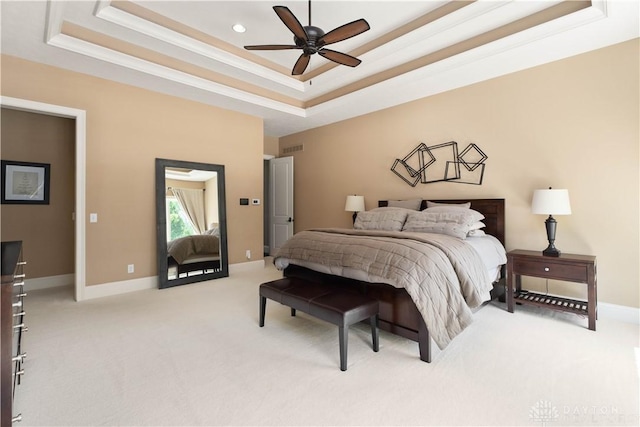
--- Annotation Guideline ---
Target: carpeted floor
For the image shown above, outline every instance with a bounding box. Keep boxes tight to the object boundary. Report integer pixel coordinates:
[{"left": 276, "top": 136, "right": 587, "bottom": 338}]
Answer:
[{"left": 13, "top": 262, "right": 640, "bottom": 426}]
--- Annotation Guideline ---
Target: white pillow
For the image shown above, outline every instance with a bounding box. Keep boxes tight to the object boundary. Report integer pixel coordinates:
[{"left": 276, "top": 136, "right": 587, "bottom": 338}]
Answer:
[
  {"left": 387, "top": 199, "right": 422, "bottom": 210},
  {"left": 371, "top": 207, "right": 418, "bottom": 215},
  {"left": 403, "top": 211, "right": 480, "bottom": 239},
  {"left": 424, "top": 206, "right": 485, "bottom": 222},
  {"left": 354, "top": 210, "right": 408, "bottom": 231},
  {"left": 469, "top": 221, "right": 485, "bottom": 231},
  {"left": 426, "top": 201, "right": 471, "bottom": 209},
  {"left": 467, "top": 229, "right": 486, "bottom": 237}
]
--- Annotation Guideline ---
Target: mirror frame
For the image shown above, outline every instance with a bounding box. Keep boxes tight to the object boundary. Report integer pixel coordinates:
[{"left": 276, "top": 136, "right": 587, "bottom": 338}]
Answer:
[{"left": 155, "top": 158, "right": 229, "bottom": 289}]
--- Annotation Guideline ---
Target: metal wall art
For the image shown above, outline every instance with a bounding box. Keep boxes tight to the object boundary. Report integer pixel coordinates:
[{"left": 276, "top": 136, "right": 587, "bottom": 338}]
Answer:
[{"left": 391, "top": 141, "right": 487, "bottom": 187}]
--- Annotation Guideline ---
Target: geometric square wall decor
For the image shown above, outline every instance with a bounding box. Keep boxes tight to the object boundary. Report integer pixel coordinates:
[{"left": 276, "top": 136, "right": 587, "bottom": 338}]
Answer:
[{"left": 391, "top": 140, "right": 488, "bottom": 186}]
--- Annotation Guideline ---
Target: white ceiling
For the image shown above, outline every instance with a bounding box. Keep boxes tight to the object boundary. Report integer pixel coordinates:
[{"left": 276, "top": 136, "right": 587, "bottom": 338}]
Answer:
[{"left": 1, "top": 1, "right": 638, "bottom": 137}]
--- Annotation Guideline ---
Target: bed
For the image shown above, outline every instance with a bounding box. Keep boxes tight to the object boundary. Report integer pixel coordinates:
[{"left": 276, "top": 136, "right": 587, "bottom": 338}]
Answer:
[
  {"left": 273, "top": 198, "right": 506, "bottom": 362},
  {"left": 167, "top": 232, "right": 221, "bottom": 278}
]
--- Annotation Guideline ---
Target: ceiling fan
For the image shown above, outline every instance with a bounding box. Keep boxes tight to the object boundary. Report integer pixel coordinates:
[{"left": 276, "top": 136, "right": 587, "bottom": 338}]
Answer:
[{"left": 244, "top": 1, "right": 370, "bottom": 76}]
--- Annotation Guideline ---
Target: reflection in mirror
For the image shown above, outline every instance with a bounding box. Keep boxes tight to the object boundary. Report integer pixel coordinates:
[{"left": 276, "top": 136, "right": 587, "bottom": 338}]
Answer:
[{"left": 155, "top": 158, "right": 228, "bottom": 289}]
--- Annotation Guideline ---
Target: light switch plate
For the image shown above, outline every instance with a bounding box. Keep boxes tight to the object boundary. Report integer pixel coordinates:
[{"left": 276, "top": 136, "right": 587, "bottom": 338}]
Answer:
[{"left": 90, "top": 213, "right": 98, "bottom": 223}]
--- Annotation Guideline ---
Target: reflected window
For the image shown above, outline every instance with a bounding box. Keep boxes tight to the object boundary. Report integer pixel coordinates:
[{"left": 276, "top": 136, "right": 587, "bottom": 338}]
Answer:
[{"left": 166, "top": 197, "right": 195, "bottom": 241}]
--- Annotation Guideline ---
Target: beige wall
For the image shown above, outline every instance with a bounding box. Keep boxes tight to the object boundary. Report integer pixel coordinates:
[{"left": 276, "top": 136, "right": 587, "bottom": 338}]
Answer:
[
  {"left": 1, "top": 55, "right": 264, "bottom": 287},
  {"left": 263, "top": 135, "right": 279, "bottom": 157},
  {"left": 1, "top": 108, "right": 75, "bottom": 279},
  {"left": 280, "top": 39, "right": 639, "bottom": 308}
]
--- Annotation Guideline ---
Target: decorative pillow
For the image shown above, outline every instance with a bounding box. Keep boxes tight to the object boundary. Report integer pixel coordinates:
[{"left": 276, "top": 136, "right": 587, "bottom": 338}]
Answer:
[
  {"left": 371, "top": 207, "right": 417, "bottom": 214},
  {"left": 402, "top": 211, "right": 482, "bottom": 239},
  {"left": 469, "top": 221, "right": 485, "bottom": 231},
  {"left": 424, "top": 206, "right": 485, "bottom": 222},
  {"left": 354, "top": 210, "right": 408, "bottom": 231},
  {"left": 426, "top": 201, "right": 471, "bottom": 209},
  {"left": 203, "top": 227, "right": 220, "bottom": 236},
  {"left": 467, "top": 229, "right": 486, "bottom": 237},
  {"left": 387, "top": 199, "right": 422, "bottom": 211}
]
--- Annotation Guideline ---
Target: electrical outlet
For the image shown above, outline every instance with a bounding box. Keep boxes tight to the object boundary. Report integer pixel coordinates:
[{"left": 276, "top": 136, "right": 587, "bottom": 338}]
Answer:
[
  {"left": 127, "top": 264, "right": 134, "bottom": 274},
  {"left": 251, "top": 198, "right": 260, "bottom": 205},
  {"left": 246, "top": 250, "right": 251, "bottom": 259}
]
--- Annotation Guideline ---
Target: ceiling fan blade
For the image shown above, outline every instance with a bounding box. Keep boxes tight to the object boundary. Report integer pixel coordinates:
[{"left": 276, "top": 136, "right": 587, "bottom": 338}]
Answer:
[
  {"left": 319, "top": 19, "right": 370, "bottom": 46},
  {"left": 318, "top": 49, "right": 362, "bottom": 67},
  {"left": 244, "top": 44, "right": 300, "bottom": 51},
  {"left": 273, "top": 6, "right": 308, "bottom": 43},
  {"left": 292, "top": 53, "right": 311, "bottom": 75}
]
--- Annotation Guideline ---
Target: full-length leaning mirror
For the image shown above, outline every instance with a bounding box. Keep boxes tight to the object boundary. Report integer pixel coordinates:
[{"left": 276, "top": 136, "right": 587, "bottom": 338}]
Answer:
[{"left": 155, "top": 158, "right": 229, "bottom": 289}]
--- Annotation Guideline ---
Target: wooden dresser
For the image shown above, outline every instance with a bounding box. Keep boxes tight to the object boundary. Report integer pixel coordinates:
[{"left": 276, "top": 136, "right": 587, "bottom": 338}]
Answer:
[{"left": 1, "top": 241, "right": 26, "bottom": 425}]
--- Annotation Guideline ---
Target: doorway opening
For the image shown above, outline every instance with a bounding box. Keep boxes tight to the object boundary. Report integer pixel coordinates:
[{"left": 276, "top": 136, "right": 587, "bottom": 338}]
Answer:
[{"left": 1, "top": 96, "right": 87, "bottom": 301}]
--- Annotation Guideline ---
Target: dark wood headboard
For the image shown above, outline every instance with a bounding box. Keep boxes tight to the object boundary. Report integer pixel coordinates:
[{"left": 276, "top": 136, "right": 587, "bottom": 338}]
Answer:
[{"left": 378, "top": 198, "right": 505, "bottom": 246}]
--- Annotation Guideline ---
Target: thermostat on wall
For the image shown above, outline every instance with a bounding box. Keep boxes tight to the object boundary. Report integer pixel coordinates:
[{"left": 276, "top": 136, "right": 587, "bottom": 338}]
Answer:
[{"left": 240, "top": 198, "right": 249, "bottom": 205}]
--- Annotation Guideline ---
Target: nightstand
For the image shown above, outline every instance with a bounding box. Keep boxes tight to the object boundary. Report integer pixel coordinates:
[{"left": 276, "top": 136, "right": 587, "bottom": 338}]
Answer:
[{"left": 506, "top": 249, "right": 597, "bottom": 330}]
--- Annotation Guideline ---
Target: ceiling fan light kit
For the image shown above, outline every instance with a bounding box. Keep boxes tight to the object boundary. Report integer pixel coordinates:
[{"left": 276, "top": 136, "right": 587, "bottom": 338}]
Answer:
[{"left": 244, "top": 2, "right": 370, "bottom": 75}]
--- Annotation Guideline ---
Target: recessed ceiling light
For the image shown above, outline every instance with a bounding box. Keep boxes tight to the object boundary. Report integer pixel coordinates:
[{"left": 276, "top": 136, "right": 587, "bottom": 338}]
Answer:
[{"left": 232, "top": 24, "right": 246, "bottom": 33}]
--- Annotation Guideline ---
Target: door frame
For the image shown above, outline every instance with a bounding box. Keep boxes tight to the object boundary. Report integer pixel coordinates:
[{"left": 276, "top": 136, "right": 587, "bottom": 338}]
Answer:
[{"left": 1, "top": 96, "right": 86, "bottom": 301}]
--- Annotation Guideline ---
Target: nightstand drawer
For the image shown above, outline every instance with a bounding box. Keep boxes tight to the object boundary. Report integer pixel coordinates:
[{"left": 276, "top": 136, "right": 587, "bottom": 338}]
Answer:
[{"left": 513, "top": 259, "right": 588, "bottom": 282}]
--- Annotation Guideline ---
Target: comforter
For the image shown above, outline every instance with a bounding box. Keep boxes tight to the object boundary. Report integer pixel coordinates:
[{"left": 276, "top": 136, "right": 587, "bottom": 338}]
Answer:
[
  {"left": 274, "top": 228, "right": 493, "bottom": 349},
  {"left": 167, "top": 234, "right": 219, "bottom": 264}
]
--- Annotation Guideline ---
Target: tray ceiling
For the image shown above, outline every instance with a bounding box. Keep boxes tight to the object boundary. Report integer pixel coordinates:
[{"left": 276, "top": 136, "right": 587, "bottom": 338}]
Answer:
[{"left": 1, "top": 0, "right": 638, "bottom": 136}]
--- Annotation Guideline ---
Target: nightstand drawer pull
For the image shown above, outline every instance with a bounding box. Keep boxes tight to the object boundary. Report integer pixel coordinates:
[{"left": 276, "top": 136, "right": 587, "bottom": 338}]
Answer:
[{"left": 544, "top": 267, "right": 550, "bottom": 272}]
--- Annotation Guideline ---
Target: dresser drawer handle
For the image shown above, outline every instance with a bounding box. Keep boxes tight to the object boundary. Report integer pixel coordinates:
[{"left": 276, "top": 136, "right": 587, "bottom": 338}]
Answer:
[
  {"left": 544, "top": 267, "right": 550, "bottom": 272},
  {"left": 12, "top": 353, "right": 26, "bottom": 362}
]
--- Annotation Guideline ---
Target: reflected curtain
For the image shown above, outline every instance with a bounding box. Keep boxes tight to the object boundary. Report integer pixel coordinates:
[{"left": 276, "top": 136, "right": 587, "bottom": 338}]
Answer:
[{"left": 171, "top": 188, "right": 207, "bottom": 234}]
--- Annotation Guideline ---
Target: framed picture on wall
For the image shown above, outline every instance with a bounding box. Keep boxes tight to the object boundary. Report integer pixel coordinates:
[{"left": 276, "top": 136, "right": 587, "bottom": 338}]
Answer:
[{"left": 1, "top": 160, "right": 50, "bottom": 204}]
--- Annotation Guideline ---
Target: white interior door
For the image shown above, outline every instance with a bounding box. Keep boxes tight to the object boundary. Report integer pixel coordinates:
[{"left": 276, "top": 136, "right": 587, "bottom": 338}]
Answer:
[{"left": 269, "top": 156, "right": 294, "bottom": 255}]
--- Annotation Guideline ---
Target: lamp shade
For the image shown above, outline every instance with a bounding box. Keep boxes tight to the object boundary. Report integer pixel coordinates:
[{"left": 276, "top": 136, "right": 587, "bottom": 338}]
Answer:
[
  {"left": 345, "top": 195, "right": 365, "bottom": 212},
  {"left": 531, "top": 188, "right": 571, "bottom": 215}
]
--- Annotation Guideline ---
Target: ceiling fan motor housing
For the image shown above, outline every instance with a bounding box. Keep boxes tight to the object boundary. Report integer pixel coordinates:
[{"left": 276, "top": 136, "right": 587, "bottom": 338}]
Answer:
[{"left": 296, "top": 26, "right": 325, "bottom": 54}]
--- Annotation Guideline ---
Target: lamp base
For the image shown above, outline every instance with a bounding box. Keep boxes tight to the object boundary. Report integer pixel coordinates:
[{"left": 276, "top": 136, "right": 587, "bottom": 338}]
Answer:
[
  {"left": 542, "top": 215, "right": 561, "bottom": 257},
  {"left": 542, "top": 246, "right": 561, "bottom": 257}
]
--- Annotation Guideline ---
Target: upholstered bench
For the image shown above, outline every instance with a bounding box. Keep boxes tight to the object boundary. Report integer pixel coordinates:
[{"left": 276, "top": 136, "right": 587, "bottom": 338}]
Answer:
[{"left": 259, "top": 277, "right": 379, "bottom": 371}]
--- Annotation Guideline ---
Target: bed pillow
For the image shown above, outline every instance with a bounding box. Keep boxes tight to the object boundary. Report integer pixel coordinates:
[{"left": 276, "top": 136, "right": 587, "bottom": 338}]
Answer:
[
  {"left": 386, "top": 199, "right": 422, "bottom": 211},
  {"left": 203, "top": 227, "right": 219, "bottom": 236},
  {"left": 423, "top": 205, "right": 485, "bottom": 222},
  {"left": 426, "top": 200, "right": 471, "bottom": 209},
  {"left": 354, "top": 210, "right": 408, "bottom": 231},
  {"left": 469, "top": 221, "right": 485, "bottom": 231},
  {"left": 402, "top": 210, "right": 482, "bottom": 239},
  {"left": 370, "top": 206, "right": 417, "bottom": 215},
  {"left": 467, "top": 229, "right": 486, "bottom": 237}
]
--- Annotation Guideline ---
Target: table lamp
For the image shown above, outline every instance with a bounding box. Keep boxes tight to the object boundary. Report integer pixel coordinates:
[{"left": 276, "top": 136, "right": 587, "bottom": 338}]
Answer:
[
  {"left": 531, "top": 187, "right": 571, "bottom": 257},
  {"left": 345, "top": 195, "right": 365, "bottom": 223}
]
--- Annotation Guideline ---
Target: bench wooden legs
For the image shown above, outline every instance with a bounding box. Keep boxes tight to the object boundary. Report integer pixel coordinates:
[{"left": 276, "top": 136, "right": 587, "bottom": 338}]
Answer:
[
  {"left": 339, "top": 326, "right": 348, "bottom": 371},
  {"left": 259, "top": 296, "right": 266, "bottom": 327},
  {"left": 261, "top": 293, "right": 379, "bottom": 371},
  {"left": 339, "top": 314, "right": 378, "bottom": 371}
]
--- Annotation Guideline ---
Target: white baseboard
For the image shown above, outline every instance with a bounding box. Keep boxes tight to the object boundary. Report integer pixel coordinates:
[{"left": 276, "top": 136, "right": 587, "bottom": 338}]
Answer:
[
  {"left": 25, "top": 274, "right": 74, "bottom": 291},
  {"left": 229, "top": 259, "right": 265, "bottom": 273},
  {"left": 82, "top": 260, "right": 265, "bottom": 300},
  {"left": 598, "top": 302, "right": 640, "bottom": 325},
  {"left": 84, "top": 276, "right": 158, "bottom": 300}
]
